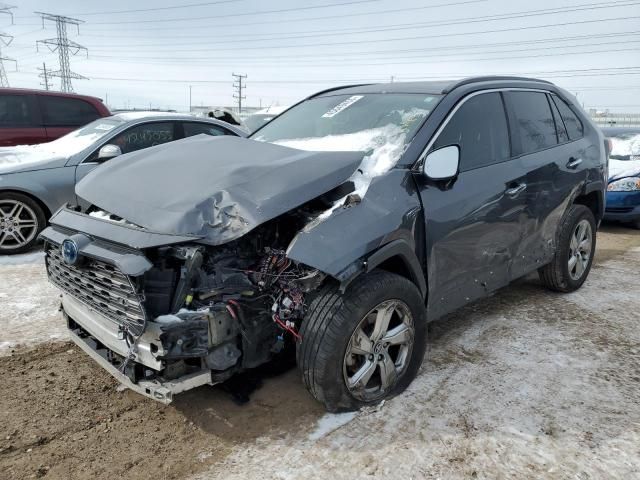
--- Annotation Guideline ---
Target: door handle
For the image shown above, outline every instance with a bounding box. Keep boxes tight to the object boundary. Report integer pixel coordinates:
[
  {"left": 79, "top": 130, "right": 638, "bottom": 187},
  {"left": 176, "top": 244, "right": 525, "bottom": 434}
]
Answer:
[
  {"left": 505, "top": 182, "right": 527, "bottom": 197},
  {"left": 567, "top": 157, "right": 583, "bottom": 169}
]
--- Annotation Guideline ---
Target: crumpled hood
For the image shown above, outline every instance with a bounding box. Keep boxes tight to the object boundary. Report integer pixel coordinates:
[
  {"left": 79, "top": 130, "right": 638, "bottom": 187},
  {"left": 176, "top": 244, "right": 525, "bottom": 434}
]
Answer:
[
  {"left": 609, "top": 159, "right": 640, "bottom": 182},
  {"left": 76, "top": 135, "right": 364, "bottom": 245},
  {"left": 0, "top": 145, "right": 68, "bottom": 174}
]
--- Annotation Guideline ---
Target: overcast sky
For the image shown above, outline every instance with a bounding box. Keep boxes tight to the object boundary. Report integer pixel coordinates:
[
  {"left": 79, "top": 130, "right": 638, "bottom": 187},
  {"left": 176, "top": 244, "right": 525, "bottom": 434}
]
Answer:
[{"left": 2, "top": 0, "right": 639, "bottom": 112}]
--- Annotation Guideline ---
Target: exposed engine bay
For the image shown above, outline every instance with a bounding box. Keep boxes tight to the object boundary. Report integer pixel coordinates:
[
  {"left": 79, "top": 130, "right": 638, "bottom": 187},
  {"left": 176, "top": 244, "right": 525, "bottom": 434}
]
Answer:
[{"left": 139, "top": 214, "right": 326, "bottom": 385}]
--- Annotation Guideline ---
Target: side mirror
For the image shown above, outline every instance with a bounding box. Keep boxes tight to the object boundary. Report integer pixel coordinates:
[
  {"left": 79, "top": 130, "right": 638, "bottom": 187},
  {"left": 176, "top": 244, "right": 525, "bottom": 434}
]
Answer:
[
  {"left": 422, "top": 145, "right": 460, "bottom": 180},
  {"left": 97, "top": 144, "right": 122, "bottom": 161}
]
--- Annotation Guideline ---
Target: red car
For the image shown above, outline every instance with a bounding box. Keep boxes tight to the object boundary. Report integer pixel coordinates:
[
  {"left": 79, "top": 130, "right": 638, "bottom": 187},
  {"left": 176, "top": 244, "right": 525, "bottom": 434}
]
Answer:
[{"left": 0, "top": 88, "right": 110, "bottom": 147}]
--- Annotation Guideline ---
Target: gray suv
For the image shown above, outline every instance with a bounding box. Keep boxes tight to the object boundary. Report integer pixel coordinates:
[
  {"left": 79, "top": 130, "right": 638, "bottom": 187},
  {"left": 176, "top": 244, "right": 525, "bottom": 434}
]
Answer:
[{"left": 41, "top": 77, "right": 607, "bottom": 411}]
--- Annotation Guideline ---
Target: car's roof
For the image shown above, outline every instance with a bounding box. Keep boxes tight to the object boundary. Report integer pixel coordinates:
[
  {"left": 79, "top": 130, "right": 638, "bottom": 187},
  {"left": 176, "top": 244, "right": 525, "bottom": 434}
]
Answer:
[
  {"left": 113, "top": 111, "right": 195, "bottom": 121},
  {"left": 312, "top": 76, "right": 555, "bottom": 97},
  {"left": 0, "top": 87, "right": 104, "bottom": 102},
  {"left": 109, "top": 112, "right": 248, "bottom": 136}
]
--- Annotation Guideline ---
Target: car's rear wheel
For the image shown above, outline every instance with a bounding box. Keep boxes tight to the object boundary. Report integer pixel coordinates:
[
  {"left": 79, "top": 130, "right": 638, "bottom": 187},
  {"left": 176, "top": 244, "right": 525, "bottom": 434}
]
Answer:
[
  {"left": 538, "top": 204, "right": 596, "bottom": 292},
  {"left": 0, "top": 193, "right": 46, "bottom": 255},
  {"left": 297, "top": 270, "right": 427, "bottom": 412}
]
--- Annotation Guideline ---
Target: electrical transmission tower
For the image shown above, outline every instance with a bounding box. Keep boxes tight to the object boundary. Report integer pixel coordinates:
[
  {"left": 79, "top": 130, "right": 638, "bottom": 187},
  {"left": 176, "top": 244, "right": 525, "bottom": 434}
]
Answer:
[
  {"left": 232, "top": 73, "right": 247, "bottom": 114},
  {"left": 38, "top": 62, "right": 52, "bottom": 90},
  {"left": 0, "top": 4, "right": 16, "bottom": 88},
  {"left": 35, "top": 12, "right": 87, "bottom": 93}
]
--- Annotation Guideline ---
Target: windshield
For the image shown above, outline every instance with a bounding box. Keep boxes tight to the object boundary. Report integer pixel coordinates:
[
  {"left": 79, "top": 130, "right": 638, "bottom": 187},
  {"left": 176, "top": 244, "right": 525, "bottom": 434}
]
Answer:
[
  {"left": 244, "top": 114, "right": 276, "bottom": 133},
  {"left": 251, "top": 93, "right": 440, "bottom": 156},
  {"left": 608, "top": 131, "right": 640, "bottom": 160},
  {"left": 36, "top": 117, "right": 125, "bottom": 156}
]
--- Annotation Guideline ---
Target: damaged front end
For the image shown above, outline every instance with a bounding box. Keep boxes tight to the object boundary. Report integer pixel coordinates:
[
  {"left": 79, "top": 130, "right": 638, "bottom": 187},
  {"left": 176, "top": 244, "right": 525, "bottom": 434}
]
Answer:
[{"left": 41, "top": 201, "right": 329, "bottom": 404}]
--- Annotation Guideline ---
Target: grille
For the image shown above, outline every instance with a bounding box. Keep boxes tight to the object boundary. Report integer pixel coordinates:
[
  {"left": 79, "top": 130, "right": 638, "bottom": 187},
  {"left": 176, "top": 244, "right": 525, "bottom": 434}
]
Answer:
[
  {"left": 45, "top": 243, "right": 146, "bottom": 337},
  {"left": 606, "top": 206, "right": 634, "bottom": 213}
]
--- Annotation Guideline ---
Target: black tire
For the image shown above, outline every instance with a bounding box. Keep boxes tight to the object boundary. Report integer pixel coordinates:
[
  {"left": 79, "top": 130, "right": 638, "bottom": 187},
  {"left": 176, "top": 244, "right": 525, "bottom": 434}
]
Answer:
[
  {"left": 0, "top": 192, "right": 47, "bottom": 255},
  {"left": 297, "top": 270, "right": 427, "bottom": 412},
  {"left": 538, "top": 204, "right": 596, "bottom": 293}
]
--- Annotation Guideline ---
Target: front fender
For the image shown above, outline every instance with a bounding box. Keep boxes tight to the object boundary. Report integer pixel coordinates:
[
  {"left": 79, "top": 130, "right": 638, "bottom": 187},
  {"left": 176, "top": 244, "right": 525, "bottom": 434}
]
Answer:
[
  {"left": 0, "top": 166, "right": 75, "bottom": 215},
  {"left": 286, "top": 169, "right": 425, "bottom": 294}
]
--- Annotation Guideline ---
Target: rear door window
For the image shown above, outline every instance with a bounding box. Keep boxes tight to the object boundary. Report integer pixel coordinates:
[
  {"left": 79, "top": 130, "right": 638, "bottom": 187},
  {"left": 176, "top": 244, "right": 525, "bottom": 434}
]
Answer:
[
  {"left": 183, "top": 122, "right": 228, "bottom": 137},
  {"left": 506, "top": 91, "right": 557, "bottom": 155},
  {"left": 40, "top": 96, "right": 101, "bottom": 127},
  {"left": 0, "top": 95, "right": 33, "bottom": 127},
  {"left": 551, "top": 95, "right": 584, "bottom": 140},
  {"left": 431, "top": 92, "right": 510, "bottom": 171}
]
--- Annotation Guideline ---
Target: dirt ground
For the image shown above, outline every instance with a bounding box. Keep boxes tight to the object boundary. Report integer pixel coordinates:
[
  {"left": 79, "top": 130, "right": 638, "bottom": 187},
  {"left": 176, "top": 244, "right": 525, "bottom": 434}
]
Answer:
[{"left": 1, "top": 224, "right": 639, "bottom": 480}]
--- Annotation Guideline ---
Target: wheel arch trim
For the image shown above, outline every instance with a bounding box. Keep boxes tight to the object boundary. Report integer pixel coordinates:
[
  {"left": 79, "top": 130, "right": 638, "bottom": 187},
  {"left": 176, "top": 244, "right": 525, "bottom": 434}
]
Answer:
[{"left": 363, "top": 240, "right": 427, "bottom": 299}]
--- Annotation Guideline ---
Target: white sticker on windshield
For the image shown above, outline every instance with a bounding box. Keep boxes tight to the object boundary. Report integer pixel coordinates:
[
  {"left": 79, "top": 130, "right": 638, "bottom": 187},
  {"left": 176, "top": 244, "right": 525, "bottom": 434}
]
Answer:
[
  {"left": 322, "top": 95, "right": 363, "bottom": 118},
  {"left": 95, "top": 124, "right": 115, "bottom": 131}
]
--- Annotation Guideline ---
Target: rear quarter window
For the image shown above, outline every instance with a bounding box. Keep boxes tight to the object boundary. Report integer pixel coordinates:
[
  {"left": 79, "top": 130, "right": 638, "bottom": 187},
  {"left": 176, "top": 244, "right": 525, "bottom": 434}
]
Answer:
[
  {"left": 0, "top": 95, "right": 33, "bottom": 127},
  {"left": 551, "top": 95, "right": 584, "bottom": 140},
  {"left": 40, "top": 96, "right": 102, "bottom": 127}
]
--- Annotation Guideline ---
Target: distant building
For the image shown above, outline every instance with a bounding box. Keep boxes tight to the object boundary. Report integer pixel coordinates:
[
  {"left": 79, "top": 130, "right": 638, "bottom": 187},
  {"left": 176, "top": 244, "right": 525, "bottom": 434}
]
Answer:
[{"left": 589, "top": 109, "right": 640, "bottom": 127}]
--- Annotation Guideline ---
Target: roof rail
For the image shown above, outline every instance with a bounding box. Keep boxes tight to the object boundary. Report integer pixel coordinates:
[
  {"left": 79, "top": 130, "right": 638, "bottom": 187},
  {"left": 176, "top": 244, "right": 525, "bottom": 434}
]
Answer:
[
  {"left": 442, "top": 76, "right": 553, "bottom": 94},
  {"left": 306, "top": 83, "right": 374, "bottom": 99}
]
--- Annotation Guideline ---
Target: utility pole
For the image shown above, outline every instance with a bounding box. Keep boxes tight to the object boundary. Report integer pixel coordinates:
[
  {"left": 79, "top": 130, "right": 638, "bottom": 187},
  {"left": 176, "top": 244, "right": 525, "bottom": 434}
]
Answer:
[
  {"left": 38, "top": 62, "right": 52, "bottom": 90},
  {"left": 35, "top": 12, "right": 88, "bottom": 93},
  {"left": 189, "top": 85, "right": 192, "bottom": 113},
  {"left": 0, "top": 4, "right": 16, "bottom": 88},
  {"left": 232, "top": 73, "right": 247, "bottom": 115}
]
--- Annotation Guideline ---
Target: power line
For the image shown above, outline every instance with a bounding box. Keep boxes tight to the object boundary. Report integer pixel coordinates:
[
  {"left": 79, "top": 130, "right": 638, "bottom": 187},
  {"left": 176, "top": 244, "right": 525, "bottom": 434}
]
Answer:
[
  {"left": 81, "top": 42, "right": 640, "bottom": 69},
  {"left": 88, "top": 0, "right": 387, "bottom": 25},
  {"left": 78, "top": 30, "right": 640, "bottom": 65},
  {"left": 82, "top": 0, "right": 640, "bottom": 44},
  {"left": 35, "top": 12, "right": 88, "bottom": 93},
  {"left": 14, "top": 67, "right": 640, "bottom": 85},
  {"left": 74, "top": 0, "right": 244, "bottom": 16},
  {"left": 83, "top": 0, "right": 486, "bottom": 31},
  {"left": 83, "top": 14, "right": 640, "bottom": 54}
]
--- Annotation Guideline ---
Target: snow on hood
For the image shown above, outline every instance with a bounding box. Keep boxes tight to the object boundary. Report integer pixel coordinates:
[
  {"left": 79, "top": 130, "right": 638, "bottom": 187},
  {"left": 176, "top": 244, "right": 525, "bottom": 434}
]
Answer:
[
  {"left": 609, "top": 159, "right": 640, "bottom": 181},
  {"left": 274, "top": 124, "right": 407, "bottom": 218},
  {"left": 0, "top": 131, "right": 105, "bottom": 174},
  {"left": 610, "top": 133, "right": 640, "bottom": 157}
]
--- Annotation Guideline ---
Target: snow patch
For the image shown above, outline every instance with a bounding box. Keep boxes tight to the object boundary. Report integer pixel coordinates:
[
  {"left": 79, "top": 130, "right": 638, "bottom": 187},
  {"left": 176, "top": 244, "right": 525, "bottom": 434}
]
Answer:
[
  {"left": 0, "top": 250, "right": 44, "bottom": 265},
  {"left": 610, "top": 133, "right": 640, "bottom": 157},
  {"left": 609, "top": 159, "right": 640, "bottom": 180},
  {"left": 308, "top": 412, "right": 358, "bottom": 441},
  {"left": 276, "top": 124, "right": 407, "bottom": 218}
]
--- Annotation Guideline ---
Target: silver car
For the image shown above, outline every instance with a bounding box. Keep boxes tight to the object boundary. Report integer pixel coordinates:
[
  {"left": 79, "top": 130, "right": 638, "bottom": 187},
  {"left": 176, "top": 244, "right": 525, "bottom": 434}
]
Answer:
[{"left": 0, "top": 112, "right": 246, "bottom": 254}]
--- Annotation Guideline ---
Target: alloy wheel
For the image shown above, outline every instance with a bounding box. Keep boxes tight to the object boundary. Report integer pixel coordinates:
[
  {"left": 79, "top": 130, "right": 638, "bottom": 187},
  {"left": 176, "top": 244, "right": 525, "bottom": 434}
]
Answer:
[
  {"left": 568, "top": 219, "right": 592, "bottom": 281},
  {"left": 343, "top": 299, "right": 415, "bottom": 402},
  {"left": 0, "top": 199, "right": 39, "bottom": 251}
]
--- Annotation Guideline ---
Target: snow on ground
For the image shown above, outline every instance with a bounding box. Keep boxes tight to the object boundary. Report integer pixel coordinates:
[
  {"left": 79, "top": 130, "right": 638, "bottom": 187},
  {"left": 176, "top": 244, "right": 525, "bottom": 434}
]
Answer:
[
  {"left": 0, "top": 249, "right": 65, "bottom": 354},
  {"left": 0, "top": 250, "right": 44, "bottom": 266},
  {"left": 1, "top": 230, "right": 639, "bottom": 479},
  {"left": 190, "top": 239, "right": 640, "bottom": 479}
]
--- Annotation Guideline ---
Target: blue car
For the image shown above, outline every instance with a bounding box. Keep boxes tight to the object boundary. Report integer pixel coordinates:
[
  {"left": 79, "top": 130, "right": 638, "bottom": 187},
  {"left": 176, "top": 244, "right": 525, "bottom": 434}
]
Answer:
[{"left": 602, "top": 127, "right": 640, "bottom": 229}]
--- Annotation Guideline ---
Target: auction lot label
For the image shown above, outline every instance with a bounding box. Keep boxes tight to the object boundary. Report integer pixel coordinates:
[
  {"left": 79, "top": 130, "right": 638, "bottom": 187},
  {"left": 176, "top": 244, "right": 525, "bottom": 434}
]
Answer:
[{"left": 322, "top": 95, "right": 364, "bottom": 118}]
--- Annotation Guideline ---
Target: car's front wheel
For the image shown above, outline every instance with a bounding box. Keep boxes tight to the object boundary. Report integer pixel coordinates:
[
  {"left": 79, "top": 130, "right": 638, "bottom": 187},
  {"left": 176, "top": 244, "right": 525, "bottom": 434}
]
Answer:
[
  {"left": 297, "top": 270, "right": 427, "bottom": 412},
  {"left": 0, "top": 192, "right": 46, "bottom": 255}
]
